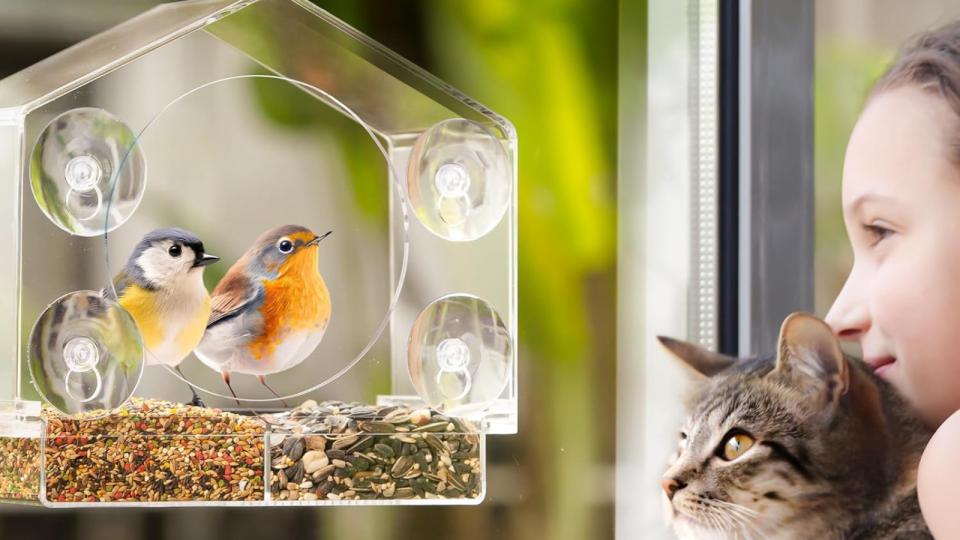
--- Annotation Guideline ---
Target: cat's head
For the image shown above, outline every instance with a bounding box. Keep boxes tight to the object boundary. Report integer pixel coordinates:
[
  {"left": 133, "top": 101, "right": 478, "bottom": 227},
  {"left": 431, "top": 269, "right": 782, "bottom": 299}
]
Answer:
[{"left": 658, "top": 312, "right": 923, "bottom": 539}]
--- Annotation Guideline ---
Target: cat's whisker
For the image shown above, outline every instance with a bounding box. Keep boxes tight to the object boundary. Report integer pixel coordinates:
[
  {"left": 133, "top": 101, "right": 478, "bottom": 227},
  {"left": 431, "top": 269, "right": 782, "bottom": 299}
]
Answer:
[
  {"left": 737, "top": 517, "right": 773, "bottom": 540},
  {"left": 709, "top": 501, "right": 772, "bottom": 540},
  {"left": 713, "top": 498, "right": 762, "bottom": 519},
  {"left": 703, "top": 507, "right": 723, "bottom": 533},
  {"left": 718, "top": 507, "right": 749, "bottom": 540}
]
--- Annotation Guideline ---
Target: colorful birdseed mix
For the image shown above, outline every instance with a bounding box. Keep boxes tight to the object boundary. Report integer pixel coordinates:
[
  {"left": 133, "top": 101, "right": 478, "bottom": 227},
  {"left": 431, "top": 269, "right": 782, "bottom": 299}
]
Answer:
[
  {"left": 0, "top": 436, "right": 42, "bottom": 502},
  {"left": 44, "top": 398, "right": 266, "bottom": 503}
]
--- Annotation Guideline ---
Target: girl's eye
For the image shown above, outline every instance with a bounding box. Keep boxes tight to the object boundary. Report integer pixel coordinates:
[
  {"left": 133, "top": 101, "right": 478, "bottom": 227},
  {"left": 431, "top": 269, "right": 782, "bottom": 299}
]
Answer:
[
  {"left": 720, "top": 433, "right": 754, "bottom": 461},
  {"left": 863, "top": 222, "right": 894, "bottom": 245}
]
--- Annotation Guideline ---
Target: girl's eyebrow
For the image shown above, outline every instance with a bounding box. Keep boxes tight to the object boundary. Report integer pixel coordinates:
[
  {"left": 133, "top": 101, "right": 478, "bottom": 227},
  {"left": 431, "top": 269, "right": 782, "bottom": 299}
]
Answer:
[{"left": 847, "top": 193, "right": 897, "bottom": 214}]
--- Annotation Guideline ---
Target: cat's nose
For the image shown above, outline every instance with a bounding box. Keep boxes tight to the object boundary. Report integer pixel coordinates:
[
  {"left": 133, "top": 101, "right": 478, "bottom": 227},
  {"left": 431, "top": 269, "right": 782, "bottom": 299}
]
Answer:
[{"left": 661, "top": 477, "right": 687, "bottom": 501}]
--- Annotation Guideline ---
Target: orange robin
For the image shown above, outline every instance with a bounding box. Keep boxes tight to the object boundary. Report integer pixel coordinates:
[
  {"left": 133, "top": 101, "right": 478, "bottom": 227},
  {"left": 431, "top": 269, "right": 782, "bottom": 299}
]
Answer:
[{"left": 194, "top": 225, "right": 332, "bottom": 406}]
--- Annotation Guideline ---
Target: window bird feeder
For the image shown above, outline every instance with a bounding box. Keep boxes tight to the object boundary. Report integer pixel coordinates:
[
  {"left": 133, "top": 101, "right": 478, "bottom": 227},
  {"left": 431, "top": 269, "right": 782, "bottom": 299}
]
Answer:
[{"left": 0, "top": 0, "right": 517, "bottom": 507}]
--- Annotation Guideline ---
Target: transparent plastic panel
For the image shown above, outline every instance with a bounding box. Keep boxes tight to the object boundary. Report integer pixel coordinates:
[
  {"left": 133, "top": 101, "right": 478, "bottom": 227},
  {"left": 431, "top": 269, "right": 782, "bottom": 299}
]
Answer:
[
  {"left": 0, "top": 0, "right": 244, "bottom": 110},
  {"left": 0, "top": 114, "right": 20, "bottom": 405},
  {"left": 388, "top": 141, "right": 517, "bottom": 434},
  {"left": 203, "top": 0, "right": 512, "bottom": 138},
  {"left": 3, "top": 0, "right": 514, "bottom": 507},
  {"left": 18, "top": 34, "right": 402, "bottom": 410}
]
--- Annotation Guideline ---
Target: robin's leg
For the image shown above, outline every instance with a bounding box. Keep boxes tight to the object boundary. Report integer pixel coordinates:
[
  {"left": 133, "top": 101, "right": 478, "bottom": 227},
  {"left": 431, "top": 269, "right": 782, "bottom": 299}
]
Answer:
[
  {"left": 221, "top": 370, "right": 241, "bottom": 406},
  {"left": 175, "top": 365, "right": 205, "bottom": 408},
  {"left": 257, "top": 375, "right": 289, "bottom": 408}
]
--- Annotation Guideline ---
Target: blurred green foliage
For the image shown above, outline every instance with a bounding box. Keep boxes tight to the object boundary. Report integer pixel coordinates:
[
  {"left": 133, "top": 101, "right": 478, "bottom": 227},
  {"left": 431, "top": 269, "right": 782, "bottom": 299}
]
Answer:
[{"left": 814, "top": 39, "right": 892, "bottom": 316}]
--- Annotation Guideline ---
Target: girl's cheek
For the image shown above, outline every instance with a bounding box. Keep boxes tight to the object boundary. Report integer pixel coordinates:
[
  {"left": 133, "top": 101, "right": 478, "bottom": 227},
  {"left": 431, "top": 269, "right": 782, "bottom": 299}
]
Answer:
[{"left": 868, "top": 259, "right": 917, "bottom": 338}]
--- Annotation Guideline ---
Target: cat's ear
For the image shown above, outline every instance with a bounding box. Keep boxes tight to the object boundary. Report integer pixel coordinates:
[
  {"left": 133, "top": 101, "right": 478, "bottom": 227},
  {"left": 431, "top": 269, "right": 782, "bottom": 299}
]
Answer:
[
  {"left": 657, "top": 336, "right": 737, "bottom": 378},
  {"left": 773, "top": 312, "right": 849, "bottom": 400}
]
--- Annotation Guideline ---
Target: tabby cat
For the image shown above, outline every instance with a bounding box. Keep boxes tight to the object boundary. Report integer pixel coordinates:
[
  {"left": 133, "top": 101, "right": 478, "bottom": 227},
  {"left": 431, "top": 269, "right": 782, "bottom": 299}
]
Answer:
[{"left": 658, "top": 312, "right": 931, "bottom": 539}]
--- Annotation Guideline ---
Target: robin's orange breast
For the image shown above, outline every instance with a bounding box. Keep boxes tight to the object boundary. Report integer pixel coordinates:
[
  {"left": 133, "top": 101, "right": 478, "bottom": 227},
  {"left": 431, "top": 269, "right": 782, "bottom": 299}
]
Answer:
[{"left": 248, "top": 263, "right": 330, "bottom": 361}]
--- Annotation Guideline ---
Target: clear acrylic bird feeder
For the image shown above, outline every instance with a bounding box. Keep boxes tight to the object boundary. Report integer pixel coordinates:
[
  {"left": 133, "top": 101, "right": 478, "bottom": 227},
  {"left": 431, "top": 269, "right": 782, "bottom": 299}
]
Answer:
[{"left": 0, "top": 0, "right": 517, "bottom": 507}]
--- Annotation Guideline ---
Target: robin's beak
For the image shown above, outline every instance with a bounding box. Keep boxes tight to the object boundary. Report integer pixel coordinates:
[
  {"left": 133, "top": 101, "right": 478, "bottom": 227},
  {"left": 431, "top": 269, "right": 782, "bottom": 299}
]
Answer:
[
  {"left": 306, "top": 231, "right": 332, "bottom": 247},
  {"left": 193, "top": 252, "right": 220, "bottom": 268}
]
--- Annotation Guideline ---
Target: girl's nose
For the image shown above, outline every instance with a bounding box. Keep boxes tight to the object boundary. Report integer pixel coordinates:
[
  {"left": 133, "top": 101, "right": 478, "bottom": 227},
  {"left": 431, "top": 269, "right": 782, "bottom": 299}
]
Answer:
[{"left": 824, "top": 265, "right": 871, "bottom": 341}]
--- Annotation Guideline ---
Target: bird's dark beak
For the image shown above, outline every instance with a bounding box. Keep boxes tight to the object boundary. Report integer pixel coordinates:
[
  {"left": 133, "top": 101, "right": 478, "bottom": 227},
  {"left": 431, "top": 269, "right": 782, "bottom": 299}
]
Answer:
[
  {"left": 307, "top": 231, "right": 332, "bottom": 246},
  {"left": 193, "top": 253, "right": 220, "bottom": 268}
]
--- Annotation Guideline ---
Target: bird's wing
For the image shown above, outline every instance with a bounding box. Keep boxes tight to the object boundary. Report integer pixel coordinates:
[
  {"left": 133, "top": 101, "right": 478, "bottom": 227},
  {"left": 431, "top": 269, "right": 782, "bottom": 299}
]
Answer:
[
  {"left": 207, "top": 269, "right": 264, "bottom": 328},
  {"left": 101, "top": 269, "right": 135, "bottom": 301}
]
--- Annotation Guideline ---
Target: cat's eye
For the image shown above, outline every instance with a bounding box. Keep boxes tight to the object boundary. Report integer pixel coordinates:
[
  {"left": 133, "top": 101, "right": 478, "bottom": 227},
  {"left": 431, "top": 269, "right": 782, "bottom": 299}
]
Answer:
[
  {"left": 721, "top": 433, "right": 754, "bottom": 461},
  {"left": 678, "top": 432, "right": 687, "bottom": 451}
]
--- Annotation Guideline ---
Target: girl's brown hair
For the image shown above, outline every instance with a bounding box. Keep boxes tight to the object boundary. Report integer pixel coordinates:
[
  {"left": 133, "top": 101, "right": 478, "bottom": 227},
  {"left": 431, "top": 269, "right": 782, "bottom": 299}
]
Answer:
[
  {"left": 871, "top": 22, "right": 960, "bottom": 108},
  {"left": 870, "top": 21, "right": 960, "bottom": 159},
  {"left": 873, "top": 22, "right": 960, "bottom": 130}
]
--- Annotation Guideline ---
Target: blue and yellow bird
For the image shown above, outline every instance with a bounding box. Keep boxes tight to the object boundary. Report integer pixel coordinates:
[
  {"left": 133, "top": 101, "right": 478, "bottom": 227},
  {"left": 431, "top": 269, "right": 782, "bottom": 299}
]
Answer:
[
  {"left": 104, "top": 228, "right": 219, "bottom": 406},
  {"left": 194, "top": 224, "right": 332, "bottom": 407}
]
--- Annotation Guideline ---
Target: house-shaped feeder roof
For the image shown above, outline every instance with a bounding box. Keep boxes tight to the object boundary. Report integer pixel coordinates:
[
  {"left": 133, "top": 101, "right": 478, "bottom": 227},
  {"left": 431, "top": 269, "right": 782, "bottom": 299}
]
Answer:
[{"left": 0, "top": 0, "right": 514, "bottom": 140}]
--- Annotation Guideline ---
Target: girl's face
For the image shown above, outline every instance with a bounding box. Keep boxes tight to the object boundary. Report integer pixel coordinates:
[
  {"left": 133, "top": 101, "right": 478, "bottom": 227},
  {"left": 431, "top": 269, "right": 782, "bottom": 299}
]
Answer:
[{"left": 826, "top": 85, "right": 960, "bottom": 428}]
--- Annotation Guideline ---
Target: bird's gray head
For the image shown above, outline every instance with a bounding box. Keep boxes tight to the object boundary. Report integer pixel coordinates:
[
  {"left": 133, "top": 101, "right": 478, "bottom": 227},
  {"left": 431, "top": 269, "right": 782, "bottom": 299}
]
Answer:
[
  {"left": 248, "top": 224, "right": 331, "bottom": 279},
  {"left": 126, "top": 228, "right": 219, "bottom": 290}
]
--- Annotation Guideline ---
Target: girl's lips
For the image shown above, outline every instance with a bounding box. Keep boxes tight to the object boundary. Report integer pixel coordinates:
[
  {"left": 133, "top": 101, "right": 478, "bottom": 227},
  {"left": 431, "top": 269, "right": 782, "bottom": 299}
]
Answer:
[{"left": 864, "top": 356, "right": 897, "bottom": 378}]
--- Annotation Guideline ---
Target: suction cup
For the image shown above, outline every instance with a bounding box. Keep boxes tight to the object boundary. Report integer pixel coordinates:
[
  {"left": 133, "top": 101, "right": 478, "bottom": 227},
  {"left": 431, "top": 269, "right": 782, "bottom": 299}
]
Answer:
[
  {"left": 407, "top": 119, "right": 511, "bottom": 241},
  {"left": 30, "top": 108, "right": 146, "bottom": 236},
  {"left": 28, "top": 291, "right": 144, "bottom": 418},
  {"left": 408, "top": 294, "right": 512, "bottom": 417}
]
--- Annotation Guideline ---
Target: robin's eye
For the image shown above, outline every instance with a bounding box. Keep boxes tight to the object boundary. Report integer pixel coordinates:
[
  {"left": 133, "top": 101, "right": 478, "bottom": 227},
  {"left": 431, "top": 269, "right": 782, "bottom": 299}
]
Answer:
[
  {"left": 168, "top": 245, "right": 182, "bottom": 258},
  {"left": 278, "top": 239, "right": 294, "bottom": 254}
]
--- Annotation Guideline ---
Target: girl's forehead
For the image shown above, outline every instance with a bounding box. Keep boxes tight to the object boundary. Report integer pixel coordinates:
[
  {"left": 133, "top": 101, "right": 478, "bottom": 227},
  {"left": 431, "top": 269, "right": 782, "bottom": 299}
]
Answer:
[{"left": 843, "top": 88, "right": 960, "bottom": 212}]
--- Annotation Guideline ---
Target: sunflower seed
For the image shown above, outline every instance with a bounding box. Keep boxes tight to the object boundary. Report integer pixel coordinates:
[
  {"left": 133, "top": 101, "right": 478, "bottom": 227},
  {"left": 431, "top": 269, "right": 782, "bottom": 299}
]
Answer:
[
  {"left": 316, "top": 479, "right": 335, "bottom": 495},
  {"left": 374, "top": 444, "right": 395, "bottom": 458},
  {"left": 283, "top": 437, "right": 305, "bottom": 462},
  {"left": 288, "top": 461, "right": 305, "bottom": 484},
  {"left": 311, "top": 464, "right": 335, "bottom": 482},
  {"left": 414, "top": 422, "right": 451, "bottom": 433},
  {"left": 391, "top": 455, "right": 415, "bottom": 477},
  {"left": 331, "top": 435, "right": 359, "bottom": 450},
  {"left": 395, "top": 487, "right": 415, "bottom": 499},
  {"left": 346, "top": 436, "right": 374, "bottom": 454},
  {"left": 359, "top": 421, "right": 396, "bottom": 434}
]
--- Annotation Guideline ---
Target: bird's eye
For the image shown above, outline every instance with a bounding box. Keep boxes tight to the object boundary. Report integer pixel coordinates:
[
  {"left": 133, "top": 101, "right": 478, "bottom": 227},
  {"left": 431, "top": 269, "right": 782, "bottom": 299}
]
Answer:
[
  {"left": 278, "top": 239, "right": 294, "bottom": 254},
  {"left": 168, "top": 245, "right": 182, "bottom": 258},
  {"left": 720, "top": 432, "right": 755, "bottom": 461}
]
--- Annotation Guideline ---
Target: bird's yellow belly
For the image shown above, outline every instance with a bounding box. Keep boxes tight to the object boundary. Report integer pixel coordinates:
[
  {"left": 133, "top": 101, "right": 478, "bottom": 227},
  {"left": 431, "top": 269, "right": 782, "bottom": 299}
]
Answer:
[{"left": 119, "top": 285, "right": 211, "bottom": 364}]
